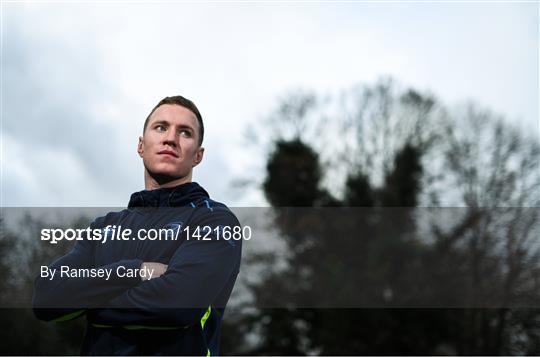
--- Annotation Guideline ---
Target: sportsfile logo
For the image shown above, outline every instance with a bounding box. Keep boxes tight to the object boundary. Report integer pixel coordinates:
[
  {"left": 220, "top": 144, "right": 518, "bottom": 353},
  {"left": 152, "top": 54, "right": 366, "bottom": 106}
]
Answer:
[{"left": 41, "top": 221, "right": 186, "bottom": 244}]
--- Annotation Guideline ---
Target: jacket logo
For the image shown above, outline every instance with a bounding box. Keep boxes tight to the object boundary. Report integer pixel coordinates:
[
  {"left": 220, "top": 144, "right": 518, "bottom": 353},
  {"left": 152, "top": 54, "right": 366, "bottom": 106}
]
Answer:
[{"left": 162, "top": 221, "right": 183, "bottom": 240}]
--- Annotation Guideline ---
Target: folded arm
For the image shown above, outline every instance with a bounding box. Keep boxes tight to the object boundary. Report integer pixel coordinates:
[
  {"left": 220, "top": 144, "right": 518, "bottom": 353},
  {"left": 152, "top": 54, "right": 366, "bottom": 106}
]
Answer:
[
  {"left": 90, "top": 210, "right": 242, "bottom": 328},
  {"left": 32, "top": 222, "right": 143, "bottom": 322}
]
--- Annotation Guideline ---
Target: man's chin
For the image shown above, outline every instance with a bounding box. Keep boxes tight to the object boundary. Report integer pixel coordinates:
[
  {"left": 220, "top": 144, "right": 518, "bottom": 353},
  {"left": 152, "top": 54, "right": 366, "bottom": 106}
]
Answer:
[{"left": 148, "top": 171, "right": 188, "bottom": 185}]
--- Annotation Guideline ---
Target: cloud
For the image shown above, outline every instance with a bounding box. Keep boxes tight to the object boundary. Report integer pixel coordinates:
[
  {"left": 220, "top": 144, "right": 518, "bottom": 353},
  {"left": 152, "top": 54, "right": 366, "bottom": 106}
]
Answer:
[
  {"left": 3, "top": 4, "right": 140, "bottom": 205},
  {"left": 3, "top": 3, "right": 536, "bottom": 206}
]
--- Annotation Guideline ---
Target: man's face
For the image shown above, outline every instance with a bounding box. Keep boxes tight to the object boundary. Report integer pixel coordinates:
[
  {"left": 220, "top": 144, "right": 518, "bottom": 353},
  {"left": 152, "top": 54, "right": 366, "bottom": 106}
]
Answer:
[{"left": 138, "top": 104, "right": 204, "bottom": 182}]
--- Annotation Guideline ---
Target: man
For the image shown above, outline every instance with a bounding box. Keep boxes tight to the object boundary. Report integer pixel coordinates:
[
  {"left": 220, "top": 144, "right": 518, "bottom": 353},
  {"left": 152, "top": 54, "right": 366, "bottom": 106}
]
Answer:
[{"left": 33, "top": 96, "right": 242, "bottom": 356}]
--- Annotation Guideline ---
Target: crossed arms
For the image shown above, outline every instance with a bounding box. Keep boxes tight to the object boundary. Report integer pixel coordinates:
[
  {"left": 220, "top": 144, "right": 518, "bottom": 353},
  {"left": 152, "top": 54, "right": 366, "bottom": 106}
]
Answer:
[{"left": 33, "top": 210, "right": 241, "bottom": 328}]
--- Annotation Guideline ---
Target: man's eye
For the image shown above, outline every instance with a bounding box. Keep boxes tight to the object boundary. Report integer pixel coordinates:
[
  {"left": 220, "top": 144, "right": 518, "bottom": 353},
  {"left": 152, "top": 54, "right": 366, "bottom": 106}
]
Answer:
[
  {"left": 155, "top": 125, "right": 166, "bottom": 132},
  {"left": 180, "top": 130, "right": 192, "bottom": 137}
]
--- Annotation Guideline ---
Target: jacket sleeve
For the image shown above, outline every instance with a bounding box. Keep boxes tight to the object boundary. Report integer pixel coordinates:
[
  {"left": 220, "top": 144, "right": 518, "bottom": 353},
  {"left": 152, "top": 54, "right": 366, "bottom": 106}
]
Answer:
[
  {"left": 89, "top": 208, "right": 242, "bottom": 328},
  {"left": 33, "top": 221, "right": 143, "bottom": 322}
]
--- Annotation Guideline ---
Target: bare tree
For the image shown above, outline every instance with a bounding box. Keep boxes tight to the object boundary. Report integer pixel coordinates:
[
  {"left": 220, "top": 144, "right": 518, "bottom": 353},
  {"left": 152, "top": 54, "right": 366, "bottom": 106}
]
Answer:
[{"left": 432, "top": 103, "right": 540, "bottom": 354}]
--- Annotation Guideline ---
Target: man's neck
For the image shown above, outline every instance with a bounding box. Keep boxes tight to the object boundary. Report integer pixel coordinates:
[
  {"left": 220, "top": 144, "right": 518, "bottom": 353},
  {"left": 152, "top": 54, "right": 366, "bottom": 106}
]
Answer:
[{"left": 144, "top": 171, "right": 192, "bottom": 191}]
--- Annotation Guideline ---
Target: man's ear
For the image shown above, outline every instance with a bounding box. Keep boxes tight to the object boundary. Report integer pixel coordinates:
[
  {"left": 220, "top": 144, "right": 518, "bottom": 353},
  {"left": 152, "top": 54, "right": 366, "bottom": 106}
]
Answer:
[
  {"left": 193, "top": 147, "right": 205, "bottom": 167},
  {"left": 137, "top": 136, "right": 144, "bottom": 158}
]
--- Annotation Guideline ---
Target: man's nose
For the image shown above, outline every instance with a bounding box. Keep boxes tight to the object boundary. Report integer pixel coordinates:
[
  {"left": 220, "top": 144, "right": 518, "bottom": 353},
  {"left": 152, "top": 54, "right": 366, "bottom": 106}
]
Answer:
[{"left": 163, "top": 129, "right": 177, "bottom": 146}]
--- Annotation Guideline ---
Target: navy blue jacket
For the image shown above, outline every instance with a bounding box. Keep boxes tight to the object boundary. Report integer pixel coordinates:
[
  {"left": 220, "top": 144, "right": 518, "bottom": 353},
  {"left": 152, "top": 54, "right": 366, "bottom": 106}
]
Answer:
[{"left": 33, "top": 182, "right": 242, "bottom": 356}]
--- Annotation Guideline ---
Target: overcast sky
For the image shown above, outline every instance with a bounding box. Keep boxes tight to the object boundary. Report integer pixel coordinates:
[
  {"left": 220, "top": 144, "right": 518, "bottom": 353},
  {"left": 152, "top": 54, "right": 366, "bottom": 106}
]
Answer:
[{"left": 2, "top": 2, "right": 538, "bottom": 207}]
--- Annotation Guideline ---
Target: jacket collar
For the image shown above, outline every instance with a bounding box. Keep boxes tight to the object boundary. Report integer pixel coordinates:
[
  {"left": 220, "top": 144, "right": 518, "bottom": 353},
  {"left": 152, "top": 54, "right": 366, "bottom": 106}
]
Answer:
[{"left": 127, "top": 182, "right": 210, "bottom": 208}]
